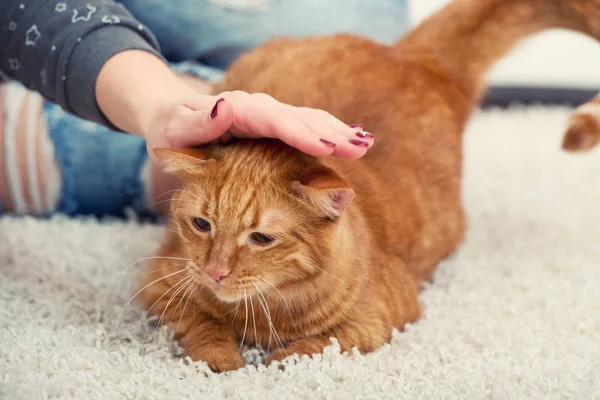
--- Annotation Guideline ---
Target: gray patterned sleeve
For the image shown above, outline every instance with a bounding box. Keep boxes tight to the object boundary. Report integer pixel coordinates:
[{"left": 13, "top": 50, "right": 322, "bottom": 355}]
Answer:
[{"left": 0, "top": 0, "right": 163, "bottom": 130}]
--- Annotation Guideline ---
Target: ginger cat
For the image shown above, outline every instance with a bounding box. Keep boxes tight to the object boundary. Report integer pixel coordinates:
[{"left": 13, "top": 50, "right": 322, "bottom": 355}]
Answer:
[{"left": 137, "top": 0, "right": 600, "bottom": 372}]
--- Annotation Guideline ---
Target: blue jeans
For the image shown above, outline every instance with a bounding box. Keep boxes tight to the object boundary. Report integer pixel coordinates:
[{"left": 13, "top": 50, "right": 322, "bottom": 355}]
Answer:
[{"left": 46, "top": 0, "right": 410, "bottom": 218}]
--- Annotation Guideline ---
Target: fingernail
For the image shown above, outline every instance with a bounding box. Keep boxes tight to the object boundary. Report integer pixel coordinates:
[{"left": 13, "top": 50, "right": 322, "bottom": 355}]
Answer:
[
  {"left": 349, "top": 124, "right": 363, "bottom": 129},
  {"left": 349, "top": 139, "right": 369, "bottom": 147},
  {"left": 210, "top": 98, "right": 225, "bottom": 119},
  {"left": 320, "top": 139, "right": 336, "bottom": 148},
  {"left": 356, "top": 131, "right": 374, "bottom": 139}
]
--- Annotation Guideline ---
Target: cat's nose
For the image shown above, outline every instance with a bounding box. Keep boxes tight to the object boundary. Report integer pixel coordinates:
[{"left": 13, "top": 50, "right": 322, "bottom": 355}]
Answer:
[{"left": 206, "top": 267, "right": 230, "bottom": 283}]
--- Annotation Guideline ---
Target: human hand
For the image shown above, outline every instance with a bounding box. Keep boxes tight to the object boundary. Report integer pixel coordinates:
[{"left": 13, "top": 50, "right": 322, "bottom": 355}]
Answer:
[
  {"left": 145, "top": 90, "right": 374, "bottom": 159},
  {"left": 97, "top": 50, "right": 373, "bottom": 160}
]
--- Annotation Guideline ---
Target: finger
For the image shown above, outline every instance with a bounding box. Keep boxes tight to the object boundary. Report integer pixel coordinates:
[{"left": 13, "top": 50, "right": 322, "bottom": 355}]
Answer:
[
  {"left": 226, "top": 92, "right": 337, "bottom": 157},
  {"left": 299, "top": 108, "right": 373, "bottom": 159},
  {"left": 261, "top": 109, "right": 337, "bottom": 158},
  {"left": 294, "top": 109, "right": 350, "bottom": 154},
  {"left": 315, "top": 110, "right": 374, "bottom": 143},
  {"left": 164, "top": 98, "right": 234, "bottom": 148}
]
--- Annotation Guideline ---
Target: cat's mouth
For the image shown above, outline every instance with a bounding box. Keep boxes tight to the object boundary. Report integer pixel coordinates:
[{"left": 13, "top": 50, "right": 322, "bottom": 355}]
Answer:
[
  {"left": 210, "top": 284, "right": 241, "bottom": 303},
  {"left": 187, "top": 269, "right": 278, "bottom": 304},
  {"left": 187, "top": 268, "right": 246, "bottom": 303}
]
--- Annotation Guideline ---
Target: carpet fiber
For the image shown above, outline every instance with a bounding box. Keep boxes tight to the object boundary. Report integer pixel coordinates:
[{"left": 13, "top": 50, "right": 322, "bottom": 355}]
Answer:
[{"left": 1, "top": 106, "right": 599, "bottom": 400}]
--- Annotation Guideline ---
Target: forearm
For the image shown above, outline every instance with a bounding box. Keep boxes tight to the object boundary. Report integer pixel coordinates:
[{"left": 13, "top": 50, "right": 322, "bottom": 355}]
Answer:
[
  {"left": 0, "top": 0, "right": 162, "bottom": 129},
  {"left": 96, "top": 50, "right": 203, "bottom": 139}
]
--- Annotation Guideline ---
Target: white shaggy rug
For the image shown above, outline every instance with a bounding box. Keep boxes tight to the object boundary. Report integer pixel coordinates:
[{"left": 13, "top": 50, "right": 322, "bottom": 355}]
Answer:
[{"left": 1, "top": 106, "right": 599, "bottom": 400}]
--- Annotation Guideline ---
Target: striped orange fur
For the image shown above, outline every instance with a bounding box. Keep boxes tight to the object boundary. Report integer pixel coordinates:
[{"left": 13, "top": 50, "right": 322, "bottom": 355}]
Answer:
[{"left": 137, "top": 0, "right": 600, "bottom": 372}]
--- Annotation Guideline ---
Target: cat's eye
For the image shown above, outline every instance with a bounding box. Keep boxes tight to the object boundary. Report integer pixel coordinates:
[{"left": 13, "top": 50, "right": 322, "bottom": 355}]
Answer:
[
  {"left": 191, "top": 217, "right": 211, "bottom": 232},
  {"left": 250, "top": 232, "right": 274, "bottom": 246}
]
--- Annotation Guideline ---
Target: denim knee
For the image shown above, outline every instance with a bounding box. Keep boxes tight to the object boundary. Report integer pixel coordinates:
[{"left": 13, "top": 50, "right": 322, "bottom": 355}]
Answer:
[{"left": 44, "top": 102, "right": 150, "bottom": 218}]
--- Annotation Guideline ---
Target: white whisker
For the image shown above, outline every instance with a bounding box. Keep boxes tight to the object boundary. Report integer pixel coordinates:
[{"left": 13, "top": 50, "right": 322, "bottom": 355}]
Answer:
[
  {"left": 238, "top": 289, "right": 249, "bottom": 355},
  {"left": 231, "top": 297, "right": 242, "bottom": 321},
  {"left": 149, "top": 276, "right": 191, "bottom": 334},
  {"left": 174, "top": 281, "right": 198, "bottom": 335},
  {"left": 139, "top": 263, "right": 186, "bottom": 276},
  {"left": 253, "top": 283, "right": 286, "bottom": 353},
  {"left": 254, "top": 287, "right": 272, "bottom": 349},
  {"left": 249, "top": 293, "right": 257, "bottom": 345},
  {"left": 154, "top": 188, "right": 186, "bottom": 199},
  {"left": 134, "top": 273, "right": 189, "bottom": 331},
  {"left": 122, "top": 256, "right": 190, "bottom": 277},
  {"left": 312, "top": 264, "right": 347, "bottom": 286},
  {"left": 114, "top": 267, "right": 187, "bottom": 332},
  {"left": 257, "top": 276, "right": 293, "bottom": 314},
  {"left": 112, "top": 256, "right": 191, "bottom": 297},
  {"left": 153, "top": 276, "right": 194, "bottom": 342},
  {"left": 186, "top": 185, "right": 207, "bottom": 203},
  {"left": 135, "top": 198, "right": 174, "bottom": 213},
  {"left": 215, "top": 297, "right": 243, "bottom": 318}
]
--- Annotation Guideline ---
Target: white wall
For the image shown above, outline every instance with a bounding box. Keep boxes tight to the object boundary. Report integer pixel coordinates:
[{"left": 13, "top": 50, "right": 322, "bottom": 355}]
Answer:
[{"left": 409, "top": 0, "right": 600, "bottom": 88}]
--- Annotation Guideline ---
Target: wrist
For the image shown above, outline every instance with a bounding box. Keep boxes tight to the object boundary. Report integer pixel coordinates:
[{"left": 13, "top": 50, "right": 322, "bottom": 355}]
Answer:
[{"left": 96, "top": 50, "right": 197, "bottom": 139}]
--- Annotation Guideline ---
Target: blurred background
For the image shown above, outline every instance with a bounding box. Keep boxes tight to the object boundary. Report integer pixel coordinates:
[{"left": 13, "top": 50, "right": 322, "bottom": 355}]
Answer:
[{"left": 411, "top": 0, "right": 600, "bottom": 107}]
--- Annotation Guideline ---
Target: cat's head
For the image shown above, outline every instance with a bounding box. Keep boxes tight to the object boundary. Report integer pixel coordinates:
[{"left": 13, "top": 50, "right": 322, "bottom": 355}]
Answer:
[{"left": 154, "top": 140, "right": 355, "bottom": 302}]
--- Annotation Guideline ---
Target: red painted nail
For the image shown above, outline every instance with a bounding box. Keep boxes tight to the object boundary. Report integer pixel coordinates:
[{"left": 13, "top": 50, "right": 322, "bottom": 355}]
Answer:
[
  {"left": 210, "top": 98, "right": 225, "bottom": 119},
  {"left": 349, "top": 124, "right": 364, "bottom": 129},
  {"left": 349, "top": 139, "right": 369, "bottom": 147},
  {"left": 320, "top": 139, "right": 336, "bottom": 148},
  {"left": 356, "top": 131, "right": 374, "bottom": 139}
]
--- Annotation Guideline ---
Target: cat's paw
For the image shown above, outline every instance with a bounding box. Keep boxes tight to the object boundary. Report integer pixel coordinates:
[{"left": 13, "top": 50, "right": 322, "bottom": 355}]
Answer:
[
  {"left": 266, "top": 348, "right": 295, "bottom": 370},
  {"left": 266, "top": 348, "right": 293, "bottom": 365},
  {"left": 266, "top": 339, "right": 325, "bottom": 367},
  {"left": 190, "top": 348, "right": 245, "bottom": 373}
]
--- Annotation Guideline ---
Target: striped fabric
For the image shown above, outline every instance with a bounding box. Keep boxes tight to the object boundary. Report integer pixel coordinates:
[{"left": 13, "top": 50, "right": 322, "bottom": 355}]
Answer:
[{"left": 0, "top": 82, "right": 61, "bottom": 215}]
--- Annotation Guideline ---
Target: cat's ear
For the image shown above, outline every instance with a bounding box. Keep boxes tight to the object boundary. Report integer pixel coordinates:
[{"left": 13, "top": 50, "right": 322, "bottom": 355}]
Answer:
[
  {"left": 291, "top": 166, "right": 355, "bottom": 220},
  {"left": 152, "top": 147, "right": 214, "bottom": 174}
]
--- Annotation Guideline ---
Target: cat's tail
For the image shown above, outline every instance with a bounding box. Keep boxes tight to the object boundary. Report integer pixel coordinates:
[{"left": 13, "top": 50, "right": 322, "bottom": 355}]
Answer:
[
  {"left": 562, "top": 96, "right": 600, "bottom": 152},
  {"left": 395, "top": 0, "right": 600, "bottom": 147},
  {"left": 397, "top": 0, "right": 600, "bottom": 91}
]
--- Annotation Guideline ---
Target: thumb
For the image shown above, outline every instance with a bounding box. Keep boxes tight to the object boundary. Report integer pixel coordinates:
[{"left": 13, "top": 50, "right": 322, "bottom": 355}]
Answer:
[
  {"left": 154, "top": 97, "right": 234, "bottom": 149},
  {"left": 173, "top": 97, "right": 234, "bottom": 147}
]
